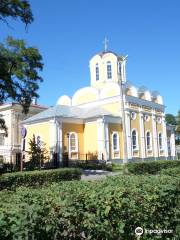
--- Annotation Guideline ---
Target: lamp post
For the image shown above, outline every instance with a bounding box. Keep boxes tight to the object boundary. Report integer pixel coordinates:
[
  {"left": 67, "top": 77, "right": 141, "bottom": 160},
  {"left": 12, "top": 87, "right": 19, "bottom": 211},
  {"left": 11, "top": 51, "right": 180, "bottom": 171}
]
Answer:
[{"left": 118, "top": 57, "right": 128, "bottom": 164}]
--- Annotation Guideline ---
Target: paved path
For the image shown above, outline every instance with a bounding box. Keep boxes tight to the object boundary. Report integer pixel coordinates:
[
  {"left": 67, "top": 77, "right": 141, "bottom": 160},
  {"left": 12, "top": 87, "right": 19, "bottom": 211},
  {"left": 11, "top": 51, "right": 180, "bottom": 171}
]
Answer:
[{"left": 81, "top": 170, "right": 120, "bottom": 181}]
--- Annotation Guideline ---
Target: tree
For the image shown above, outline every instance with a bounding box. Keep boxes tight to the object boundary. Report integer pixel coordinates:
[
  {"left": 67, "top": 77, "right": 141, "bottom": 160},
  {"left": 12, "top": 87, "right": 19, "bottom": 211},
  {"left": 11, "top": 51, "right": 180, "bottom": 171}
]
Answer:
[
  {"left": 0, "top": 0, "right": 33, "bottom": 26},
  {"left": 0, "top": 0, "right": 43, "bottom": 134},
  {"left": 28, "top": 135, "right": 48, "bottom": 170},
  {"left": 165, "top": 113, "right": 177, "bottom": 126},
  {"left": 0, "top": 36, "right": 43, "bottom": 113},
  {"left": 176, "top": 110, "right": 180, "bottom": 133}
]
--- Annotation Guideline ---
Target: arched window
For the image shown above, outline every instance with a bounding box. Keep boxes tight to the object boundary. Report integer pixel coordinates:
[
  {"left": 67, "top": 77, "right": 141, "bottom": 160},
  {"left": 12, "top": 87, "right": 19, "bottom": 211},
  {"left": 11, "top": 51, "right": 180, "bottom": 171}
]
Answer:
[
  {"left": 95, "top": 63, "right": 99, "bottom": 81},
  {"left": 132, "top": 129, "right": 138, "bottom": 150},
  {"left": 69, "top": 132, "right": 78, "bottom": 152},
  {"left": 0, "top": 134, "right": 5, "bottom": 146},
  {"left": 112, "top": 132, "right": 119, "bottom": 151},
  {"left": 146, "top": 131, "right": 152, "bottom": 150},
  {"left": 158, "top": 132, "right": 163, "bottom": 150},
  {"left": 107, "top": 61, "right": 112, "bottom": 79}
]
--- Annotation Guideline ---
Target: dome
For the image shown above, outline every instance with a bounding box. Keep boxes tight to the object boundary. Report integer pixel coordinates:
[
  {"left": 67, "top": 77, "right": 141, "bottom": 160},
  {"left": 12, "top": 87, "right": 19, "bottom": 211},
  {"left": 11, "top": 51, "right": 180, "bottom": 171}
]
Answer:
[{"left": 56, "top": 95, "right": 71, "bottom": 106}]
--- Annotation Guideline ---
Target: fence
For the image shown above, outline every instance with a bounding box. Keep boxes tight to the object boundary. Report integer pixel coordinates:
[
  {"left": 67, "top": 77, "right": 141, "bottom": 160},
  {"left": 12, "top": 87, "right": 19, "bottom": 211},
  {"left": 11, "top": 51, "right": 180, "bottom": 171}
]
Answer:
[{"left": 0, "top": 152, "right": 105, "bottom": 174}]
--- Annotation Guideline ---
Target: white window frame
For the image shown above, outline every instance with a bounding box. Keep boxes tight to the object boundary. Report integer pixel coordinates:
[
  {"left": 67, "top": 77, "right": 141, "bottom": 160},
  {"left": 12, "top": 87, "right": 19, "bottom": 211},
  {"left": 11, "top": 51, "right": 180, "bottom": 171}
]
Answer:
[
  {"left": 131, "top": 129, "right": 139, "bottom": 152},
  {"left": 144, "top": 114, "right": 150, "bottom": 122},
  {"left": 157, "top": 117, "right": 162, "bottom": 124},
  {"left": 131, "top": 112, "right": 137, "bottom": 120},
  {"left": 158, "top": 132, "right": 163, "bottom": 151},
  {"left": 107, "top": 61, "right": 112, "bottom": 79},
  {"left": 111, "top": 131, "right": 120, "bottom": 158},
  {"left": 69, "top": 132, "right": 78, "bottom": 153},
  {"left": 146, "top": 130, "right": 152, "bottom": 151}
]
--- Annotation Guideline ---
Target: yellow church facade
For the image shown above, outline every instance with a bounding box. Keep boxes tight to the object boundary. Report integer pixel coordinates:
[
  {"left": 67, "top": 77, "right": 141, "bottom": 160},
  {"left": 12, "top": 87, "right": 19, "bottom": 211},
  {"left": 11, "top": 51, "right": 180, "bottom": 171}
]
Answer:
[{"left": 22, "top": 50, "right": 176, "bottom": 163}]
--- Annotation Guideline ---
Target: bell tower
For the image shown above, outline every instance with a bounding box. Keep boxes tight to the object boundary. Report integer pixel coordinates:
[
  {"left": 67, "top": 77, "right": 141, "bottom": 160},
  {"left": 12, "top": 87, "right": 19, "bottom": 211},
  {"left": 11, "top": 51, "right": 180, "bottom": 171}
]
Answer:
[{"left": 89, "top": 49, "right": 127, "bottom": 89}]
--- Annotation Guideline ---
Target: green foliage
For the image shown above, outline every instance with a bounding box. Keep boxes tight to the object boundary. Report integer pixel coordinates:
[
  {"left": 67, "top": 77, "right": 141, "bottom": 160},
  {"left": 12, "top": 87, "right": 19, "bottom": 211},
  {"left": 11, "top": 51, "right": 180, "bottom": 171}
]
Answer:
[
  {"left": 125, "top": 160, "right": 180, "bottom": 175},
  {"left": 0, "top": 168, "right": 82, "bottom": 190},
  {"left": 28, "top": 134, "right": 48, "bottom": 170},
  {"left": 165, "top": 113, "right": 177, "bottom": 126},
  {"left": 0, "top": 37, "right": 43, "bottom": 114},
  {"left": 161, "top": 166, "right": 180, "bottom": 176},
  {"left": 76, "top": 162, "right": 112, "bottom": 171},
  {"left": 176, "top": 110, "right": 180, "bottom": 133},
  {"left": 0, "top": 174, "right": 179, "bottom": 239},
  {"left": 0, "top": 0, "right": 33, "bottom": 26},
  {"left": 111, "top": 163, "right": 124, "bottom": 172}
]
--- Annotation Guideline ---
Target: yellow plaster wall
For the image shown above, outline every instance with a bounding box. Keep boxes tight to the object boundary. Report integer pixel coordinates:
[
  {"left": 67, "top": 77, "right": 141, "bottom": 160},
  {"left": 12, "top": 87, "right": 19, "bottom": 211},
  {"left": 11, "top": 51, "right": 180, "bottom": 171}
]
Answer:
[
  {"left": 108, "top": 123, "right": 123, "bottom": 159},
  {"left": 83, "top": 121, "right": 98, "bottom": 154},
  {"left": 130, "top": 113, "right": 141, "bottom": 158},
  {"left": 143, "top": 115, "right": 154, "bottom": 157},
  {"left": 101, "top": 102, "right": 120, "bottom": 115},
  {"left": 62, "top": 123, "right": 84, "bottom": 156},
  {"left": 75, "top": 93, "right": 98, "bottom": 105},
  {"left": 101, "top": 88, "right": 119, "bottom": 98},
  {"left": 25, "top": 122, "right": 50, "bottom": 160}
]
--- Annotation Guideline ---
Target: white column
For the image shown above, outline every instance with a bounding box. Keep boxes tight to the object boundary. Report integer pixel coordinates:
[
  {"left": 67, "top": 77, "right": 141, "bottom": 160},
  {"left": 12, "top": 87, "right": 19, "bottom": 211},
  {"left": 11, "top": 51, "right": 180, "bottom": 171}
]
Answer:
[
  {"left": 170, "top": 132, "right": 176, "bottom": 159},
  {"left": 104, "top": 122, "right": 110, "bottom": 161},
  {"left": 139, "top": 109, "right": 145, "bottom": 159},
  {"left": 162, "top": 115, "right": 168, "bottom": 158},
  {"left": 57, "top": 121, "right": 62, "bottom": 162},
  {"left": 49, "top": 119, "right": 56, "bottom": 159},
  {"left": 97, "top": 118, "right": 106, "bottom": 160},
  {"left": 125, "top": 111, "right": 131, "bottom": 159},
  {"left": 152, "top": 111, "right": 158, "bottom": 159}
]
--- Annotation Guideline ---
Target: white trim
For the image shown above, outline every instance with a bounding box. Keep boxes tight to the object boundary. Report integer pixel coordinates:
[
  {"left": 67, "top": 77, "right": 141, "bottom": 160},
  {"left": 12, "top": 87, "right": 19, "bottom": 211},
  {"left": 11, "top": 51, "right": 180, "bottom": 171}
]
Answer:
[
  {"left": 104, "top": 122, "right": 110, "bottom": 160},
  {"left": 145, "top": 130, "right": 153, "bottom": 156},
  {"left": 158, "top": 131, "right": 164, "bottom": 156},
  {"left": 152, "top": 111, "right": 158, "bottom": 158},
  {"left": 77, "top": 94, "right": 120, "bottom": 109},
  {"left": 69, "top": 132, "right": 78, "bottom": 152},
  {"left": 68, "top": 132, "right": 78, "bottom": 159},
  {"left": 97, "top": 118, "right": 105, "bottom": 160},
  {"left": 131, "top": 128, "right": 139, "bottom": 157},
  {"left": 111, "top": 131, "right": 120, "bottom": 159},
  {"left": 139, "top": 109, "right": 145, "bottom": 159},
  {"left": 162, "top": 116, "right": 168, "bottom": 158},
  {"left": 131, "top": 111, "right": 137, "bottom": 120},
  {"left": 125, "top": 111, "right": 132, "bottom": 159}
]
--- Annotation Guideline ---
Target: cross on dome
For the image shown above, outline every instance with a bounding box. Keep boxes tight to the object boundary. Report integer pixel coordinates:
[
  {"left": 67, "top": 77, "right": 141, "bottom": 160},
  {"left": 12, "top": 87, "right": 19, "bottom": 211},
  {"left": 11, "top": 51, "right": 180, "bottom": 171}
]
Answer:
[{"left": 103, "top": 37, "right": 109, "bottom": 52}]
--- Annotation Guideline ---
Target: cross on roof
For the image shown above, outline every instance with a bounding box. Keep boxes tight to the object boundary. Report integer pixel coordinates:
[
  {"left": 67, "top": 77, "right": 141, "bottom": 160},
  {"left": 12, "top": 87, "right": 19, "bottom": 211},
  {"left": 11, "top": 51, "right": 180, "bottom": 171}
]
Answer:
[{"left": 103, "top": 37, "right": 109, "bottom": 52}]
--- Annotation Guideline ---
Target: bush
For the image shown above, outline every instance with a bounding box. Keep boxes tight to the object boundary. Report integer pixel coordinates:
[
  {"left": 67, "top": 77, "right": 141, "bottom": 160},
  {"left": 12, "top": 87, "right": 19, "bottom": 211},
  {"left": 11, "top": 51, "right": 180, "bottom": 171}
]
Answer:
[
  {"left": 76, "top": 162, "right": 112, "bottom": 171},
  {"left": 0, "top": 168, "right": 81, "bottom": 190},
  {"left": 126, "top": 160, "right": 180, "bottom": 175},
  {"left": 161, "top": 166, "right": 180, "bottom": 176},
  {"left": 112, "top": 163, "right": 124, "bottom": 172},
  {"left": 0, "top": 174, "right": 179, "bottom": 239}
]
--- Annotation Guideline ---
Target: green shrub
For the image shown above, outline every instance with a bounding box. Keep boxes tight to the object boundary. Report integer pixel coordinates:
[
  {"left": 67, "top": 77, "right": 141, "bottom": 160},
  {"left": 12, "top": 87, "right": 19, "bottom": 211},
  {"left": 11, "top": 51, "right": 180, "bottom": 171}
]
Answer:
[
  {"left": 0, "top": 174, "right": 179, "bottom": 239},
  {"left": 161, "top": 166, "right": 180, "bottom": 176},
  {"left": 76, "top": 162, "right": 112, "bottom": 171},
  {"left": 112, "top": 163, "right": 124, "bottom": 172},
  {"left": 126, "top": 160, "right": 180, "bottom": 175},
  {"left": 0, "top": 168, "right": 81, "bottom": 190}
]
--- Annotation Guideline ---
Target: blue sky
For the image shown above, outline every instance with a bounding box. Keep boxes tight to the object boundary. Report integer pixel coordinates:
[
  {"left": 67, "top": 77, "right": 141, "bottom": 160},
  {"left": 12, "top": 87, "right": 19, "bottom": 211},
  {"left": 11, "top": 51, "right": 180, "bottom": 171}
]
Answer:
[{"left": 1, "top": 0, "right": 180, "bottom": 114}]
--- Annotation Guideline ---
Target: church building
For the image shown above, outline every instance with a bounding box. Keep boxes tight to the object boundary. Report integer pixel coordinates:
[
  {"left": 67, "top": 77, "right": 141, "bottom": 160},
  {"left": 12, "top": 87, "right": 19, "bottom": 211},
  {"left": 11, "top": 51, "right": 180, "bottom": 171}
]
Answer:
[{"left": 22, "top": 49, "right": 176, "bottom": 163}]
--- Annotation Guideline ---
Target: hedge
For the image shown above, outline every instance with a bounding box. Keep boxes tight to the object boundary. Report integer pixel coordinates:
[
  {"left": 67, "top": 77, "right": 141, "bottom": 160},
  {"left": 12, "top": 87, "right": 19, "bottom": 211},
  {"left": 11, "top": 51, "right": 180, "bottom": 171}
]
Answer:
[
  {"left": 125, "top": 160, "right": 180, "bottom": 175},
  {"left": 0, "top": 174, "right": 179, "bottom": 239},
  {"left": 76, "top": 162, "right": 112, "bottom": 171},
  {"left": 0, "top": 168, "right": 81, "bottom": 190},
  {"left": 161, "top": 166, "right": 180, "bottom": 177}
]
